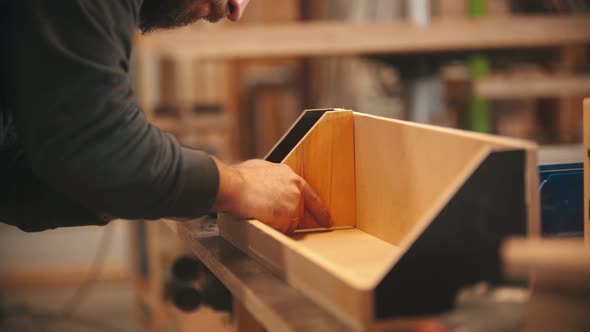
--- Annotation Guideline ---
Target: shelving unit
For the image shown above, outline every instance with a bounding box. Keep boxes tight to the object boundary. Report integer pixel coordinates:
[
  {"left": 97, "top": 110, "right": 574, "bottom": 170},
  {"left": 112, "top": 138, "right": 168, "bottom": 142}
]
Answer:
[{"left": 137, "top": 14, "right": 590, "bottom": 160}]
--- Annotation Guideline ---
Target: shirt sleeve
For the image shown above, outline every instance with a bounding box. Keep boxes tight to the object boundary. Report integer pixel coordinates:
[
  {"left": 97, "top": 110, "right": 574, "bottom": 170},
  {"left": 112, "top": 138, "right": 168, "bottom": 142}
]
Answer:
[{"left": 5, "top": 0, "right": 220, "bottom": 220}]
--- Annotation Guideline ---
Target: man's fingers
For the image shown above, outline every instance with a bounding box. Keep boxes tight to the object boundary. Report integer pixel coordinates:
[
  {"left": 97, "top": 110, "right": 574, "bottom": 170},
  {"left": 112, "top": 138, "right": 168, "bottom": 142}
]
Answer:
[
  {"left": 286, "top": 195, "right": 304, "bottom": 233},
  {"left": 301, "top": 180, "right": 332, "bottom": 228},
  {"left": 286, "top": 217, "right": 299, "bottom": 234}
]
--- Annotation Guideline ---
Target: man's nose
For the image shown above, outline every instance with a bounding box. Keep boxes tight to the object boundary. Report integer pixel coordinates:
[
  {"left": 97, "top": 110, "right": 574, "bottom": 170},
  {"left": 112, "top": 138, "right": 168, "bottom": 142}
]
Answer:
[{"left": 227, "top": 0, "right": 251, "bottom": 22}]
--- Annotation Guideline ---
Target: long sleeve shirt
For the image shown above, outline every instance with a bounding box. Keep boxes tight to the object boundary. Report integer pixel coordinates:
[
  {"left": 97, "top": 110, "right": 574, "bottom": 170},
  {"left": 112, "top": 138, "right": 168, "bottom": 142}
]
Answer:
[{"left": 0, "top": 0, "right": 220, "bottom": 232}]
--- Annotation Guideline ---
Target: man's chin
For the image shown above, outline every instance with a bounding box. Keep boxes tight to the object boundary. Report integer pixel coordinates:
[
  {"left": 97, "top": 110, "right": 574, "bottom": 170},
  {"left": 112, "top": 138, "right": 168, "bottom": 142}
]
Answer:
[{"left": 205, "top": 13, "right": 225, "bottom": 23}]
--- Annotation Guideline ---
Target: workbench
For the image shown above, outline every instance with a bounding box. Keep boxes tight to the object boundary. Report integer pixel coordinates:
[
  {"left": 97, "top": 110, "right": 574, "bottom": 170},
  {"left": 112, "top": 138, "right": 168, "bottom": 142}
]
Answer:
[
  {"left": 169, "top": 218, "right": 526, "bottom": 332},
  {"left": 172, "top": 217, "right": 353, "bottom": 332}
]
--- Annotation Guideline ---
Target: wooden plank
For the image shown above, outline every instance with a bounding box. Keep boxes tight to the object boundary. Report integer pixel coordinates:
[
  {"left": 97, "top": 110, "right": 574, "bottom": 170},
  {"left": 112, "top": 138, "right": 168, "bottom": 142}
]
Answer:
[
  {"left": 218, "top": 216, "right": 374, "bottom": 329},
  {"left": 585, "top": 98, "right": 590, "bottom": 243},
  {"left": 144, "top": 16, "right": 590, "bottom": 60},
  {"left": 353, "top": 113, "right": 538, "bottom": 246},
  {"left": 475, "top": 74, "right": 590, "bottom": 99},
  {"left": 282, "top": 110, "right": 356, "bottom": 229}
]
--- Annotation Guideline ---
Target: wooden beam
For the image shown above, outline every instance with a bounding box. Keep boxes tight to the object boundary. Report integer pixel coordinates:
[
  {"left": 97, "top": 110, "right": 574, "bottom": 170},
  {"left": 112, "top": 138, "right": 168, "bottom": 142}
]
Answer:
[
  {"left": 143, "top": 16, "right": 590, "bottom": 60},
  {"left": 475, "top": 74, "right": 590, "bottom": 99}
]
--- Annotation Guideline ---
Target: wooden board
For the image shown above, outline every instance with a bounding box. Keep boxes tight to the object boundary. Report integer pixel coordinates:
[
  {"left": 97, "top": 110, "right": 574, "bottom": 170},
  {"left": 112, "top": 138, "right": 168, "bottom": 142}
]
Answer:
[
  {"left": 282, "top": 110, "right": 356, "bottom": 229},
  {"left": 475, "top": 74, "right": 590, "bottom": 99},
  {"left": 353, "top": 113, "right": 538, "bottom": 247},
  {"left": 585, "top": 98, "right": 590, "bottom": 243},
  {"left": 218, "top": 217, "right": 374, "bottom": 329},
  {"left": 144, "top": 16, "right": 590, "bottom": 60}
]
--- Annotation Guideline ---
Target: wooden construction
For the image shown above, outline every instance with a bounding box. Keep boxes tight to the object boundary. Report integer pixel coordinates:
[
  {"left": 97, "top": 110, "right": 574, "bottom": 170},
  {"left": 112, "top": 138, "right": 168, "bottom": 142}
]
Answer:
[{"left": 219, "top": 109, "right": 539, "bottom": 329}]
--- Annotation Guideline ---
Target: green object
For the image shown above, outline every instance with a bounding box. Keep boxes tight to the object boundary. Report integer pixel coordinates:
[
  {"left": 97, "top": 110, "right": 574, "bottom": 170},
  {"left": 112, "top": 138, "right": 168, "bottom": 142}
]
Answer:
[
  {"left": 467, "top": 0, "right": 491, "bottom": 132},
  {"left": 468, "top": 54, "right": 491, "bottom": 133},
  {"left": 469, "top": 0, "right": 487, "bottom": 17},
  {"left": 469, "top": 97, "right": 491, "bottom": 133},
  {"left": 468, "top": 54, "right": 490, "bottom": 79}
]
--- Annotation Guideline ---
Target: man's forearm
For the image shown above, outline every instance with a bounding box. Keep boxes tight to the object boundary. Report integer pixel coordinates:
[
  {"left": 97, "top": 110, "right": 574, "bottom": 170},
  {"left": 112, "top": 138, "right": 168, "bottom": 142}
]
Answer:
[{"left": 211, "top": 157, "right": 244, "bottom": 213}]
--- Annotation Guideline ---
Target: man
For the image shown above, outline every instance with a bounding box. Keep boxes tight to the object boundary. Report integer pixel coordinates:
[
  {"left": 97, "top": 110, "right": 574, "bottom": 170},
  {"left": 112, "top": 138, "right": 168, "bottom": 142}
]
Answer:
[{"left": 0, "top": 0, "right": 332, "bottom": 233}]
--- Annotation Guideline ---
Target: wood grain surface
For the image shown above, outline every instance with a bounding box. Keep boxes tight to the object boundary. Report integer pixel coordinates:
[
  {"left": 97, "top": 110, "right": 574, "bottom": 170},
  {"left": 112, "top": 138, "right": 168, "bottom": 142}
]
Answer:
[
  {"left": 353, "top": 113, "right": 538, "bottom": 247},
  {"left": 282, "top": 110, "right": 356, "bottom": 229}
]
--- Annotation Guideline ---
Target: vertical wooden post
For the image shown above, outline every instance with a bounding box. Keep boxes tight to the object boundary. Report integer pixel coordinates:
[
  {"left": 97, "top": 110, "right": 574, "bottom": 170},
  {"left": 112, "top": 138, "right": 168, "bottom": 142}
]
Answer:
[
  {"left": 558, "top": 46, "right": 587, "bottom": 143},
  {"left": 584, "top": 98, "right": 589, "bottom": 243},
  {"left": 175, "top": 56, "right": 195, "bottom": 117}
]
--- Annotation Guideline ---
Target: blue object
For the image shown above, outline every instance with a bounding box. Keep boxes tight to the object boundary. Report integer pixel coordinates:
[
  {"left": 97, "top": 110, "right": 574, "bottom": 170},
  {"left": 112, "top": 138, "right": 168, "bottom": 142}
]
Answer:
[{"left": 539, "top": 163, "right": 584, "bottom": 236}]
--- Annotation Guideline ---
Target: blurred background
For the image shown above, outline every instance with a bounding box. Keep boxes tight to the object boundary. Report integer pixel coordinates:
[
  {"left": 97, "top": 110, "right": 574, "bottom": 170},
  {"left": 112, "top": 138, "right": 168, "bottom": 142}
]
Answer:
[{"left": 1, "top": 0, "right": 589, "bottom": 331}]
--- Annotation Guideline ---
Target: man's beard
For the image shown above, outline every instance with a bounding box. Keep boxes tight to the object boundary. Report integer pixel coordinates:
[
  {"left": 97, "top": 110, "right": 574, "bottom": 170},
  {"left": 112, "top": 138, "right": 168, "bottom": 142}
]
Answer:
[{"left": 139, "top": 0, "right": 227, "bottom": 34}]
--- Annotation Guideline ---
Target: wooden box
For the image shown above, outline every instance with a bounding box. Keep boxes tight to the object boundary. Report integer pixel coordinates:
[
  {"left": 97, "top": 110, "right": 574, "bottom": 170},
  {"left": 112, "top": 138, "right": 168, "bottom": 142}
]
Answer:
[{"left": 219, "top": 109, "right": 539, "bottom": 329}]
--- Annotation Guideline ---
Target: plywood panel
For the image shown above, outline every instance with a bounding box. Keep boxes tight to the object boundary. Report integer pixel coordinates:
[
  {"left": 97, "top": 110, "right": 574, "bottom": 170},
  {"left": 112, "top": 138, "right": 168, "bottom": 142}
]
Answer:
[
  {"left": 290, "top": 228, "right": 399, "bottom": 288},
  {"left": 353, "top": 113, "right": 537, "bottom": 246},
  {"left": 283, "top": 111, "right": 356, "bottom": 229},
  {"left": 218, "top": 218, "right": 373, "bottom": 329}
]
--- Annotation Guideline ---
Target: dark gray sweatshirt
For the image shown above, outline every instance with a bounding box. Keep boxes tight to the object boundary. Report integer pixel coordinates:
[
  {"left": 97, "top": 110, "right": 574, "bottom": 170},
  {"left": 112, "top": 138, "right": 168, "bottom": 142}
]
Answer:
[{"left": 0, "top": 0, "right": 220, "bottom": 232}]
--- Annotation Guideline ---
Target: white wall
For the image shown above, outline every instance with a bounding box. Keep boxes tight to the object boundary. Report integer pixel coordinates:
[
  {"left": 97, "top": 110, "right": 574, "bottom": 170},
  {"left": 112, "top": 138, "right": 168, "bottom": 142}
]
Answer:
[{"left": 0, "top": 220, "right": 130, "bottom": 272}]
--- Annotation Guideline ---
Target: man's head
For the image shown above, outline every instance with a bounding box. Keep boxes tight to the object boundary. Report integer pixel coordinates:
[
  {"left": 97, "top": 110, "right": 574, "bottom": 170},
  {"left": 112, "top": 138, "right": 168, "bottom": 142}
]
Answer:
[{"left": 139, "top": 0, "right": 250, "bottom": 33}]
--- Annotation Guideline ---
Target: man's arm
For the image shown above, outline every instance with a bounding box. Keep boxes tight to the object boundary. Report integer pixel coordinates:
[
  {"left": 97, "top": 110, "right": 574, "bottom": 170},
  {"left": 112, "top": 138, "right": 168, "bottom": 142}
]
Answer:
[{"left": 6, "top": 0, "right": 218, "bottom": 220}]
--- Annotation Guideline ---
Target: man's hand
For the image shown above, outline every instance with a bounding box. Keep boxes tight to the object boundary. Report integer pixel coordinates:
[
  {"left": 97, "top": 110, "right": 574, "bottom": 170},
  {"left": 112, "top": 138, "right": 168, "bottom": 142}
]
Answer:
[{"left": 212, "top": 159, "right": 332, "bottom": 233}]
